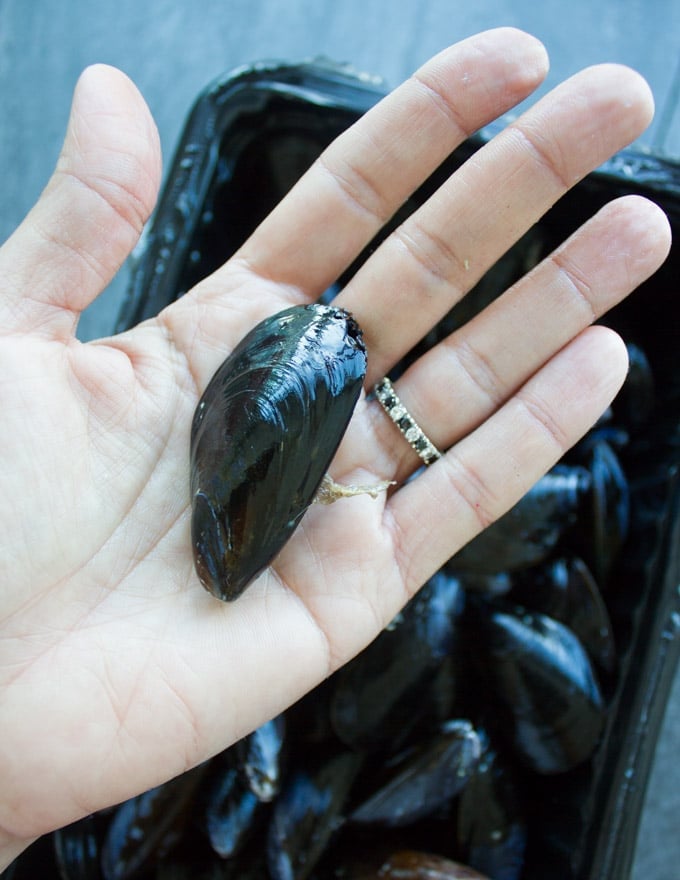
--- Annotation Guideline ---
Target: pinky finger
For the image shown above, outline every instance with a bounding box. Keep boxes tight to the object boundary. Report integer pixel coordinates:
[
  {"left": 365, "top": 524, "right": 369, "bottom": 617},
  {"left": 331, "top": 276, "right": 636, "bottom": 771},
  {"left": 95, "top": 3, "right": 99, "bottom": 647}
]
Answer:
[{"left": 387, "top": 325, "right": 628, "bottom": 597}]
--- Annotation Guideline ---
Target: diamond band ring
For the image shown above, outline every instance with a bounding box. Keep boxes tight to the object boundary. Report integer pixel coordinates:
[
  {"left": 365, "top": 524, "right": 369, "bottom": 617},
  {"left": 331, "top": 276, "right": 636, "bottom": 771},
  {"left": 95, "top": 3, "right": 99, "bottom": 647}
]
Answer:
[{"left": 373, "top": 377, "right": 442, "bottom": 466}]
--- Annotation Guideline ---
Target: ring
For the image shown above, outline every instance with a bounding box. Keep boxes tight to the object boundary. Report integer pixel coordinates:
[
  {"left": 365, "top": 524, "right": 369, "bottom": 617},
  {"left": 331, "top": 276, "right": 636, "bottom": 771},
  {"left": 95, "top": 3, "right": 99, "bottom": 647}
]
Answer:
[{"left": 373, "top": 377, "right": 442, "bottom": 466}]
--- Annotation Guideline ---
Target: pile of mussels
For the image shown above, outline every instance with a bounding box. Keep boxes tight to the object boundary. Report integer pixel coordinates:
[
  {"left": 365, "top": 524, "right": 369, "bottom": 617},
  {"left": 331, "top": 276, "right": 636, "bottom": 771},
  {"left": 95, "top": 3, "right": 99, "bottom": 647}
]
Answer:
[{"left": 5, "top": 230, "right": 675, "bottom": 880}]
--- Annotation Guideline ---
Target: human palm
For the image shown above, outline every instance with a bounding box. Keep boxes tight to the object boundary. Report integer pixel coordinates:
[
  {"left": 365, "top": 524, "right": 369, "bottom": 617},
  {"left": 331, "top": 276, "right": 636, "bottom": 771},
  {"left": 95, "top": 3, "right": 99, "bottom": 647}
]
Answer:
[{"left": 0, "top": 28, "right": 671, "bottom": 866}]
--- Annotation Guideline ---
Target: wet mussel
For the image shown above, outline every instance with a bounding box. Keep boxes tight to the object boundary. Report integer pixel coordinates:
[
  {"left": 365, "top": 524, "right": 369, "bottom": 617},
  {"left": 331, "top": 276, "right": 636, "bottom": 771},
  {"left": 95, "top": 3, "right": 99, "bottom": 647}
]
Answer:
[{"left": 190, "top": 303, "right": 367, "bottom": 600}]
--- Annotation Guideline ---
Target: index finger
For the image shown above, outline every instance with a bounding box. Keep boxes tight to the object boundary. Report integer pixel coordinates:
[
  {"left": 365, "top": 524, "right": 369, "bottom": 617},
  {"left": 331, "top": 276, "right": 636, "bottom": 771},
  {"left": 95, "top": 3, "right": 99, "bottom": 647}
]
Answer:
[{"left": 230, "top": 28, "right": 548, "bottom": 297}]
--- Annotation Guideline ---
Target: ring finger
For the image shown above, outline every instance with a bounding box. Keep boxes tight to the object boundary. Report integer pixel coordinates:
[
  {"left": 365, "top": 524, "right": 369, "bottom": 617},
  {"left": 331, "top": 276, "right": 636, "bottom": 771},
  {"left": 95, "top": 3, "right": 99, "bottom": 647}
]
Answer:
[
  {"left": 364, "top": 194, "right": 671, "bottom": 484},
  {"left": 387, "top": 325, "right": 629, "bottom": 600}
]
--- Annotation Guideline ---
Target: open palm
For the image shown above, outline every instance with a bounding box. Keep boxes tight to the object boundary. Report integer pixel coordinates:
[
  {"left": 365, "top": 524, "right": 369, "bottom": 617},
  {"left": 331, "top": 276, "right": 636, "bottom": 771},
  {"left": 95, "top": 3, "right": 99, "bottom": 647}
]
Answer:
[{"left": 0, "top": 28, "right": 671, "bottom": 865}]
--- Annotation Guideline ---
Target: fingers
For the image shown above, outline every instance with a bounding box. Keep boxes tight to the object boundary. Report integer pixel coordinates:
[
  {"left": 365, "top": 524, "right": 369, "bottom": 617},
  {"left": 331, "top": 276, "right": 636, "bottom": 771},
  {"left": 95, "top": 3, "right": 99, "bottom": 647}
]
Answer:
[
  {"left": 224, "top": 28, "right": 549, "bottom": 298},
  {"left": 186, "top": 50, "right": 654, "bottom": 394},
  {"left": 0, "top": 65, "right": 161, "bottom": 339},
  {"left": 367, "top": 195, "right": 671, "bottom": 483},
  {"left": 387, "top": 325, "right": 629, "bottom": 598},
  {"left": 338, "top": 64, "right": 655, "bottom": 378}
]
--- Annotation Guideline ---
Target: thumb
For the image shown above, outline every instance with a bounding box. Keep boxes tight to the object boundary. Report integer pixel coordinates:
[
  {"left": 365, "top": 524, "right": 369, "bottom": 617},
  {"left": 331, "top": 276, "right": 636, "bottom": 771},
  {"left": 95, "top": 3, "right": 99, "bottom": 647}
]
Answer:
[{"left": 0, "top": 64, "right": 162, "bottom": 339}]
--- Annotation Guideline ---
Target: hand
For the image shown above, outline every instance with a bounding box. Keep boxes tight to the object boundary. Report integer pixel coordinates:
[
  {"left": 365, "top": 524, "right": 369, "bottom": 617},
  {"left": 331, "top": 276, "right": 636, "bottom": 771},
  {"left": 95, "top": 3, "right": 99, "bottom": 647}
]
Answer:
[{"left": 0, "top": 27, "right": 670, "bottom": 866}]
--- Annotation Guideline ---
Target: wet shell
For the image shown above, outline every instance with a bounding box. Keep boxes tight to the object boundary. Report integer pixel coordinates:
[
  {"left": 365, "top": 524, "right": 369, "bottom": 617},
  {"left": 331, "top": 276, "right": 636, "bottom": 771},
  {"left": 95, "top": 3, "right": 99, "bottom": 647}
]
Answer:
[
  {"left": 53, "top": 815, "right": 101, "bottom": 880},
  {"left": 236, "top": 714, "right": 286, "bottom": 802},
  {"left": 203, "top": 762, "right": 262, "bottom": 859},
  {"left": 456, "top": 733, "right": 527, "bottom": 880},
  {"left": 101, "top": 763, "right": 209, "bottom": 880},
  {"left": 267, "top": 750, "right": 363, "bottom": 880},
  {"left": 470, "top": 602, "right": 605, "bottom": 774},
  {"left": 349, "top": 719, "right": 481, "bottom": 827},
  {"left": 190, "top": 304, "right": 367, "bottom": 601},
  {"left": 330, "top": 572, "right": 465, "bottom": 752}
]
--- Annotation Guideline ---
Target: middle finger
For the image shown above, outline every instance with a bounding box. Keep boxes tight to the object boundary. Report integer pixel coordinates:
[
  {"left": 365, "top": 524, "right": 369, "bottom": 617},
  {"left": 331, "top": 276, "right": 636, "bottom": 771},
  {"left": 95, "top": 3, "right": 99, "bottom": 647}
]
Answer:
[{"left": 336, "top": 63, "right": 654, "bottom": 381}]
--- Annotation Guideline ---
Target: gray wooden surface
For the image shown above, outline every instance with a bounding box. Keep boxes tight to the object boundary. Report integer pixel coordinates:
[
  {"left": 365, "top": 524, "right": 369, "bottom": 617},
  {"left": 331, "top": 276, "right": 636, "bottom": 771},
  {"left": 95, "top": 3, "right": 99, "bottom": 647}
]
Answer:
[{"left": 0, "top": 1, "right": 678, "bottom": 877}]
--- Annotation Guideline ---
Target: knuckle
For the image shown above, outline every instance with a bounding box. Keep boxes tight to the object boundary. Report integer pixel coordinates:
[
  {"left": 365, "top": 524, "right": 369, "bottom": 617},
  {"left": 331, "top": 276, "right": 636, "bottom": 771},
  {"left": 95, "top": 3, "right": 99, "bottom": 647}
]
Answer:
[
  {"left": 316, "top": 151, "right": 392, "bottom": 227},
  {"left": 549, "top": 250, "right": 598, "bottom": 323},
  {"left": 507, "top": 123, "right": 573, "bottom": 192},
  {"left": 393, "top": 218, "right": 466, "bottom": 286}
]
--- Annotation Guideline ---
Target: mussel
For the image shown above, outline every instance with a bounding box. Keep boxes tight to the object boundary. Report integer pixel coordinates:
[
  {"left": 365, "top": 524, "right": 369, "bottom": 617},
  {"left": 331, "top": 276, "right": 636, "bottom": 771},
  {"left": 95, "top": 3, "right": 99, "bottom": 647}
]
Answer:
[
  {"left": 455, "top": 734, "right": 527, "bottom": 880},
  {"left": 468, "top": 602, "right": 605, "bottom": 774},
  {"left": 236, "top": 714, "right": 286, "bottom": 802},
  {"left": 509, "top": 557, "right": 617, "bottom": 675},
  {"left": 203, "top": 762, "right": 262, "bottom": 859},
  {"left": 349, "top": 720, "right": 481, "bottom": 827},
  {"left": 100, "top": 763, "right": 209, "bottom": 880},
  {"left": 190, "top": 304, "right": 368, "bottom": 600},
  {"left": 330, "top": 572, "right": 465, "bottom": 752},
  {"left": 53, "top": 815, "right": 101, "bottom": 880},
  {"left": 267, "top": 750, "right": 363, "bottom": 880}
]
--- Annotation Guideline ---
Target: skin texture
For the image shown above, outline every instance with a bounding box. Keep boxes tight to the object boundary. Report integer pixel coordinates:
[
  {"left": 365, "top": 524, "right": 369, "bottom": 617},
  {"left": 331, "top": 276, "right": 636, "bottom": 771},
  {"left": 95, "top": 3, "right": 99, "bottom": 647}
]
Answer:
[{"left": 0, "top": 27, "right": 671, "bottom": 869}]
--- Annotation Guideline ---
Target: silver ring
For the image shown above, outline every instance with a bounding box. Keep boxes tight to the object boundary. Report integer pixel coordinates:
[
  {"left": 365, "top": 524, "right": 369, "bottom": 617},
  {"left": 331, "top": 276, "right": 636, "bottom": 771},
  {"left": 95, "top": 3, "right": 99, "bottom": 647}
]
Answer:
[{"left": 373, "top": 377, "right": 442, "bottom": 466}]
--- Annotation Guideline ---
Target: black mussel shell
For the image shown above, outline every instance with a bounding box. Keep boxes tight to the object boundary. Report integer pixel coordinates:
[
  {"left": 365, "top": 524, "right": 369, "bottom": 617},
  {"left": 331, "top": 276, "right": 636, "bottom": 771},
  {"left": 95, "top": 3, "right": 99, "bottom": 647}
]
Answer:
[
  {"left": 190, "top": 304, "right": 367, "bottom": 601},
  {"left": 509, "top": 557, "right": 617, "bottom": 675},
  {"left": 53, "top": 815, "right": 102, "bottom": 880},
  {"left": 203, "top": 761, "right": 263, "bottom": 859},
  {"left": 469, "top": 603, "right": 605, "bottom": 774},
  {"left": 330, "top": 571, "right": 464, "bottom": 752},
  {"left": 456, "top": 735, "right": 527, "bottom": 880},
  {"left": 585, "top": 440, "right": 630, "bottom": 587},
  {"left": 267, "top": 750, "right": 363, "bottom": 880},
  {"left": 101, "top": 763, "right": 208, "bottom": 880},
  {"left": 613, "top": 342, "right": 655, "bottom": 429},
  {"left": 349, "top": 720, "right": 481, "bottom": 827},
  {"left": 236, "top": 714, "right": 286, "bottom": 802}
]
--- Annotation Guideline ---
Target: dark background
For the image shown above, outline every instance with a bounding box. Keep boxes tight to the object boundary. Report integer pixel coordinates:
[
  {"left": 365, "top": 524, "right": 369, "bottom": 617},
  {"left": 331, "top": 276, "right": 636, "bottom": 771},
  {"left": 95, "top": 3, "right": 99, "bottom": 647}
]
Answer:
[{"left": 0, "top": 2, "right": 678, "bottom": 877}]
